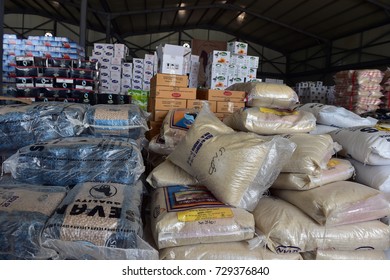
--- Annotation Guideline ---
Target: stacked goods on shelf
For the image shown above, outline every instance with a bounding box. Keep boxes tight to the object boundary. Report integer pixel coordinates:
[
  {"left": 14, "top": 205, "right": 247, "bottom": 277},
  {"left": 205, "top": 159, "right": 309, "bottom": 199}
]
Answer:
[
  {"left": 380, "top": 68, "right": 390, "bottom": 109},
  {"left": 295, "top": 81, "right": 335, "bottom": 105},
  {"left": 334, "top": 69, "right": 384, "bottom": 114}
]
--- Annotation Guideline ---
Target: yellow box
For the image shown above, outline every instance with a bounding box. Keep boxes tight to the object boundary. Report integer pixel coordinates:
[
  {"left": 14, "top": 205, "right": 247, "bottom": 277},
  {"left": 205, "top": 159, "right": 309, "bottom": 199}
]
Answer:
[
  {"left": 216, "top": 101, "right": 245, "bottom": 113},
  {"left": 197, "top": 89, "right": 246, "bottom": 101},
  {"left": 150, "top": 86, "right": 197, "bottom": 99},
  {"left": 186, "top": 99, "right": 217, "bottom": 113},
  {"left": 150, "top": 73, "right": 188, "bottom": 88}
]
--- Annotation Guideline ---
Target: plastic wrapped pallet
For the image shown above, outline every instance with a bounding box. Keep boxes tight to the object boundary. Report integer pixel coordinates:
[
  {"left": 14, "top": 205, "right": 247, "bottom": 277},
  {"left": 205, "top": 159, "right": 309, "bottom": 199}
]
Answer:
[
  {"left": 223, "top": 107, "right": 316, "bottom": 135},
  {"left": 84, "top": 104, "right": 149, "bottom": 140},
  {"left": 329, "top": 126, "right": 390, "bottom": 165},
  {"left": 253, "top": 196, "right": 390, "bottom": 253},
  {"left": 271, "top": 158, "right": 355, "bottom": 190},
  {"left": 3, "top": 137, "right": 145, "bottom": 186},
  {"left": 150, "top": 185, "right": 255, "bottom": 249},
  {"left": 225, "top": 82, "right": 299, "bottom": 109},
  {"left": 301, "top": 250, "right": 387, "bottom": 260},
  {"left": 296, "top": 103, "right": 378, "bottom": 128},
  {"left": 0, "top": 183, "right": 67, "bottom": 260},
  {"left": 167, "top": 105, "right": 296, "bottom": 211},
  {"left": 41, "top": 181, "right": 155, "bottom": 260},
  {"left": 272, "top": 181, "right": 390, "bottom": 226},
  {"left": 348, "top": 158, "right": 390, "bottom": 192},
  {"left": 146, "top": 159, "right": 199, "bottom": 188}
]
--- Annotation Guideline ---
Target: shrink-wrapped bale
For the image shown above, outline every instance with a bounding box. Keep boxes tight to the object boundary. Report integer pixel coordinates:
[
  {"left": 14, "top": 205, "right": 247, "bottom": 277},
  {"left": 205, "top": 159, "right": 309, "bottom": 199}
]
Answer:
[
  {"left": 150, "top": 185, "right": 255, "bottom": 249},
  {"left": 42, "top": 181, "right": 153, "bottom": 259},
  {"left": 301, "top": 249, "right": 387, "bottom": 260},
  {"left": 3, "top": 137, "right": 145, "bottom": 186},
  {"left": 84, "top": 104, "right": 149, "bottom": 139},
  {"left": 223, "top": 107, "right": 316, "bottom": 135},
  {"left": 253, "top": 196, "right": 390, "bottom": 253},
  {"left": 272, "top": 181, "right": 390, "bottom": 226},
  {"left": 225, "top": 82, "right": 299, "bottom": 109},
  {"left": 167, "top": 105, "right": 296, "bottom": 211},
  {"left": 272, "top": 158, "right": 355, "bottom": 190},
  {"left": 0, "top": 184, "right": 66, "bottom": 259}
]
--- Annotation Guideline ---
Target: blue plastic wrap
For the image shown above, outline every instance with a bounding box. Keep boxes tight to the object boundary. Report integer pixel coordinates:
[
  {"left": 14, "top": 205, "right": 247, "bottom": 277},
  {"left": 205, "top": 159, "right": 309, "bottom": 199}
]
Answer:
[{"left": 3, "top": 137, "right": 145, "bottom": 186}]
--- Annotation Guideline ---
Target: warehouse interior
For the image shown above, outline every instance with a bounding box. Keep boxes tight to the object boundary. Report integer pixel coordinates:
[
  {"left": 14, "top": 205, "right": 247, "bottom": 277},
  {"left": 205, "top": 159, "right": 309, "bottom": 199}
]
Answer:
[{"left": 1, "top": 0, "right": 390, "bottom": 262}]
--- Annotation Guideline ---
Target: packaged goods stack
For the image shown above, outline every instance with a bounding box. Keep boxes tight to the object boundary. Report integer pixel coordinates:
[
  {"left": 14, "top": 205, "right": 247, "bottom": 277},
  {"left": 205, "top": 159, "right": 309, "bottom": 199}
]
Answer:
[
  {"left": 334, "top": 69, "right": 384, "bottom": 114},
  {"left": 380, "top": 68, "right": 390, "bottom": 109},
  {"left": 295, "top": 81, "right": 335, "bottom": 105}
]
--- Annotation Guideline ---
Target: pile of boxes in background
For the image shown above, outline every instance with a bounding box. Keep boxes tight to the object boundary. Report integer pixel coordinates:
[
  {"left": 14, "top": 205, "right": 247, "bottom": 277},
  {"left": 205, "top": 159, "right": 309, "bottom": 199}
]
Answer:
[
  {"left": 295, "top": 81, "right": 336, "bottom": 105},
  {"left": 205, "top": 41, "right": 260, "bottom": 90}
]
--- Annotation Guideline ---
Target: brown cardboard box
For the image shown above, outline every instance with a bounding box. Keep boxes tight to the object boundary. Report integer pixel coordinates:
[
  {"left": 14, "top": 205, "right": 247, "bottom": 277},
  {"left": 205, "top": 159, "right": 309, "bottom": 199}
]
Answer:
[
  {"left": 216, "top": 101, "right": 245, "bottom": 113},
  {"left": 214, "top": 112, "right": 232, "bottom": 121},
  {"left": 197, "top": 88, "right": 246, "bottom": 101},
  {"left": 150, "top": 86, "right": 197, "bottom": 100},
  {"left": 148, "top": 98, "right": 187, "bottom": 111},
  {"left": 151, "top": 110, "right": 169, "bottom": 122},
  {"left": 146, "top": 121, "right": 162, "bottom": 140},
  {"left": 186, "top": 99, "right": 217, "bottom": 113},
  {"left": 150, "top": 73, "right": 188, "bottom": 88}
]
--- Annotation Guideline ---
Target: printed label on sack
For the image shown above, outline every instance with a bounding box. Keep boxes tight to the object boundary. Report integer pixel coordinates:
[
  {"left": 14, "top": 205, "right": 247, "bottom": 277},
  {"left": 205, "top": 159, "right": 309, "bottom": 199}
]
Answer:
[
  {"left": 177, "top": 208, "right": 233, "bottom": 222},
  {"left": 169, "top": 111, "right": 197, "bottom": 130},
  {"left": 259, "top": 107, "right": 298, "bottom": 116}
]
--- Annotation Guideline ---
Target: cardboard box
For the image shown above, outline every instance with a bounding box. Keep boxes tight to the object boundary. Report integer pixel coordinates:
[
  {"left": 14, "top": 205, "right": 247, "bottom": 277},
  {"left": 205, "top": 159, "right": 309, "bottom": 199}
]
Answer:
[
  {"left": 197, "top": 89, "right": 246, "bottom": 102},
  {"left": 186, "top": 99, "right": 217, "bottom": 113},
  {"left": 150, "top": 86, "right": 196, "bottom": 99},
  {"left": 157, "top": 44, "right": 190, "bottom": 75},
  {"left": 146, "top": 121, "right": 163, "bottom": 141},
  {"left": 227, "top": 41, "right": 248, "bottom": 55},
  {"left": 216, "top": 101, "right": 245, "bottom": 113},
  {"left": 150, "top": 73, "right": 188, "bottom": 88},
  {"left": 152, "top": 110, "right": 169, "bottom": 122},
  {"left": 214, "top": 112, "right": 232, "bottom": 121},
  {"left": 148, "top": 98, "right": 187, "bottom": 111}
]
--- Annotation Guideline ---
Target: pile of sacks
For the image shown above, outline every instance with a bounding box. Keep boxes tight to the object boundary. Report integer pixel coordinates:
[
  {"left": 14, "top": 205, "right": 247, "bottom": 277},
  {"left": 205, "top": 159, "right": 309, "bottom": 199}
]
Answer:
[{"left": 0, "top": 102, "right": 158, "bottom": 260}]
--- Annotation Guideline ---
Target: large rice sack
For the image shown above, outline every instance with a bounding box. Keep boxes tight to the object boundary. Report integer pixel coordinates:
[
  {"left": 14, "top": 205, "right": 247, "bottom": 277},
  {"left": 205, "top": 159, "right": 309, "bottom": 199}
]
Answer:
[
  {"left": 3, "top": 137, "right": 145, "bottom": 186},
  {"left": 329, "top": 126, "right": 390, "bottom": 165},
  {"left": 349, "top": 158, "right": 390, "bottom": 192},
  {"left": 301, "top": 250, "right": 387, "bottom": 260},
  {"left": 296, "top": 103, "right": 378, "bottom": 128},
  {"left": 42, "top": 181, "right": 151, "bottom": 259},
  {"left": 309, "top": 124, "right": 339, "bottom": 135},
  {"left": 272, "top": 181, "right": 390, "bottom": 226},
  {"left": 225, "top": 82, "right": 299, "bottom": 109},
  {"left": 84, "top": 104, "right": 149, "bottom": 139},
  {"left": 150, "top": 185, "right": 255, "bottom": 249},
  {"left": 167, "top": 105, "right": 296, "bottom": 211},
  {"left": 253, "top": 196, "right": 390, "bottom": 253},
  {"left": 271, "top": 158, "right": 355, "bottom": 190},
  {"left": 223, "top": 107, "right": 316, "bottom": 135},
  {"left": 0, "top": 184, "right": 66, "bottom": 260}
]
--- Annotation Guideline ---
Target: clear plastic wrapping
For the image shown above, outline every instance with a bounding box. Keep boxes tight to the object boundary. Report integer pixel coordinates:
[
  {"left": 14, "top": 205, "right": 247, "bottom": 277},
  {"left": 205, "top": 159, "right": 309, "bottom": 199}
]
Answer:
[{"left": 3, "top": 137, "right": 145, "bottom": 186}]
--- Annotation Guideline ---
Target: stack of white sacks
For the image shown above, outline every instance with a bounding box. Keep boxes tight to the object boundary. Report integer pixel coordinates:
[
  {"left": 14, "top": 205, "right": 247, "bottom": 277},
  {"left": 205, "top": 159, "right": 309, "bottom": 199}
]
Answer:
[
  {"left": 147, "top": 81, "right": 390, "bottom": 260},
  {"left": 380, "top": 68, "right": 390, "bottom": 109}
]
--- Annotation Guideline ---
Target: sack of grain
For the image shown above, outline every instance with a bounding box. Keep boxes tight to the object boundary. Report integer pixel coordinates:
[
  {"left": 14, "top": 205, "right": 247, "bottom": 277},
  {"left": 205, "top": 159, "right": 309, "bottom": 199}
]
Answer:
[
  {"left": 329, "top": 126, "right": 390, "bottom": 165},
  {"left": 167, "top": 105, "right": 296, "bottom": 211},
  {"left": 150, "top": 185, "right": 255, "bottom": 249},
  {"left": 84, "top": 104, "right": 149, "bottom": 139},
  {"left": 3, "top": 137, "right": 145, "bottom": 186},
  {"left": 272, "top": 181, "right": 390, "bottom": 226},
  {"left": 0, "top": 184, "right": 66, "bottom": 259},
  {"left": 146, "top": 159, "right": 199, "bottom": 188},
  {"left": 309, "top": 124, "right": 339, "bottom": 135},
  {"left": 301, "top": 250, "right": 387, "bottom": 260},
  {"left": 223, "top": 107, "right": 316, "bottom": 135},
  {"left": 253, "top": 196, "right": 390, "bottom": 253},
  {"left": 296, "top": 103, "right": 378, "bottom": 128},
  {"left": 148, "top": 134, "right": 174, "bottom": 156},
  {"left": 271, "top": 158, "right": 355, "bottom": 190},
  {"left": 226, "top": 82, "right": 299, "bottom": 109}
]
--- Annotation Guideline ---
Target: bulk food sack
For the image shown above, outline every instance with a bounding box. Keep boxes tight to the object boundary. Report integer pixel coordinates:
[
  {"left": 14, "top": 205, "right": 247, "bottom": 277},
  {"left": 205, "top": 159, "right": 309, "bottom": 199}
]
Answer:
[
  {"left": 225, "top": 82, "right": 299, "bottom": 109},
  {"left": 150, "top": 185, "right": 255, "bottom": 249},
  {"left": 223, "top": 107, "right": 316, "bottom": 135},
  {"left": 329, "top": 126, "right": 390, "bottom": 165},
  {"left": 253, "top": 196, "right": 390, "bottom": 253},
  {"left": 296, "top": 103, "right": 378, "bottom": 128},
  {"left": 3, "top": 137, "right": 144, "bottom": 186},
  {"left": 167, "top": 105, "right": 296, "bottom": 211},
  {"left": 301, "top": 250, "right": 387, "bottom": 260},
  {"left": 349, "top": 158, "right": 390, "bottom": 192},
  {"left": 146, "top": 159, "right": 199, "bottom": 188},
  {"left": 271, "top": 158, "right": 355, "bottom": 190},
  {"left": 272, "top": 181, "right": 390, "bottom": 226},
  {"left": 84, "top": 104, "right": 149, "bottom": 139},
  {"left": 0, "top": 184, "right": 66, "bottom": 260},
  {"left": 42, "top": 181, "right": 151, "bottom": 259}
]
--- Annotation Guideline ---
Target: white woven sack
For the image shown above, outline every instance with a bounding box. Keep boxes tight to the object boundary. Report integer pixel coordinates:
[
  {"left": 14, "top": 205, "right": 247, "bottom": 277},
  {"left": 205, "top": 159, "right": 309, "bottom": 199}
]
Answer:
[
  {"left": 349, "top": 158, "right": 390, "bottom": 192},
  {"left": 297, "top": 103, "right": 378, "bottom": 128},
  {"left": 272, "top": 181, "right": 390, "bottom": 226},
  {"left": 225, "top": 82, "right": 299, "bottom": 109},
  {"left": 150, "top": 186, "right": 255, "bottom": 249},
  {"left": 271, "top": 158, "right": 355, "bottom": 190},
  {"left": 253, "top": 196, "right": 390, "bottom": 253},
  {"left": 223, "top": 107, "right": 316, "bottom": 135},
  {"left": 167, "top": 105, "right": 296, "bottom": 211},
  {"left": 301, "top": 250, "right": 387, "bottom": 260},
  {"left": 309, "top": 124, "right": 339, "bottom": 135},
  {"left": 329, "top": 126, "right": 390, "bottom": 165}
]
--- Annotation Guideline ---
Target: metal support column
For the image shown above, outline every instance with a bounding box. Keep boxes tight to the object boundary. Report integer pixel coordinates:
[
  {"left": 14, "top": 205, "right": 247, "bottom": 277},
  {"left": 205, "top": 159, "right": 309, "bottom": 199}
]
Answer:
[
  {"left": 106, "top": 15, "right": 111, "bottom": 43},
  {"left": 79, "top": 0, "right": 88, "bottom": 58}
]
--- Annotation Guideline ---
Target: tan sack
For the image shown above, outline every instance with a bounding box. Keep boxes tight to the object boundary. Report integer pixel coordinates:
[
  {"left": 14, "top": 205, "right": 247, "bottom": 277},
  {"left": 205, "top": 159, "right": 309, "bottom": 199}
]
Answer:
[{"left": 301, "top": 249, "right": 387, "bottom": 260}]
